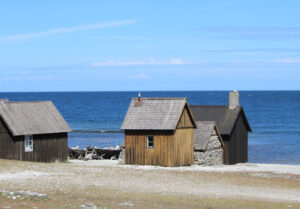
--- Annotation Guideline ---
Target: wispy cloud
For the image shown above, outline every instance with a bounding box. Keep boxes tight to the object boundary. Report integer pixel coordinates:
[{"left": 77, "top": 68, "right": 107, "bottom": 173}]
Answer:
[
  {"left": 267, "top": 58, "right": 300, "bottom": 64},
  {"left": 128, "top": 73, "right": 150, "bottom": 79},
  {"left": 0, "top": 19, "right": 138, "bottom": 43},
  {"left": 202, "top": 26, "right": 300, "bottom": 40},
  {"left": 197, "top": 48, "right": 300, "bottom": 53},
  {"left": 233, "top": 58, "right": 300, "bottom": 64},
  {"left": 91, "top": 58, "right": 184, "bottom": 67}
]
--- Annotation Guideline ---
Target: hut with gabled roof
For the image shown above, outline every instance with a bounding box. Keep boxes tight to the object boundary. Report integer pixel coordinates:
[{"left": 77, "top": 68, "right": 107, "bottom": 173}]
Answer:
[
  {"left": 194, "top": 121, "right": 224, "bottom": 166},
  {"left": 191, "top": 91, "right": 252, "bottom": 165},
  {"left": 121, "top": 97, "right": 197, "bottom": 167},
  {"left": 0, "top": 100, "right": 71, "bottom": 162}
]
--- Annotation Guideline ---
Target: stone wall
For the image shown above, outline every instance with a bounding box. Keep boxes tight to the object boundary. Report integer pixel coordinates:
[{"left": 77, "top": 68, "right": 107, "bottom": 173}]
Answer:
[
  {"left": 194, "top": 129, "right": 223, "bottom": 166},
  {"left": 118, "top": 147, "right": 125, "bottom": 164}
]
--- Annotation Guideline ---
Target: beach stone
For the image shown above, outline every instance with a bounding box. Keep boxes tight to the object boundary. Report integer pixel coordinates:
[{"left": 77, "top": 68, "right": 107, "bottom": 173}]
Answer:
[
  {"left": 79, "top": 202, "right": 99, "bottom": 209},
  {"left": 118, "top": 202, "right": 134, "bottom": 207},
  {"left": 16, "top": 191, "right": 47, "bottom": 199}
]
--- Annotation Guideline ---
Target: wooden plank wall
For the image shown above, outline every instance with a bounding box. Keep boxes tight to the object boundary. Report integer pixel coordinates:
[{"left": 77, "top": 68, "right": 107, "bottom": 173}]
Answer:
[
  {"left": 177, "top": 106, "right": 194, "bottom": 128},
  {"left": 125, "top": 130, "right": 175, "bottom": 167},
  {"left": 0, "top": 117, "right": 15, "bottom": 160},
  {"left": 125, "top": 129, "right": 194, "bottom": 167},
  {"left": 173, "top": 128, "right": 194, "bottom": 166},
  {"left": 0, "top": 118, "right": 68, "bottom": 162},
  {"left": 224, "top": 114, "right": 248, "bottom": 164}
]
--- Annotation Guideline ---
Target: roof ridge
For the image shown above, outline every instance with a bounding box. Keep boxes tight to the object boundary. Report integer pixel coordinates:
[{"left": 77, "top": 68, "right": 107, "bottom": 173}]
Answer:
[
  {"left": 132, "top": 97, "right": 187, "bottom": 100},
  {"left": 191, "top": 105, "right": 242, "bottom": 109},
  {"left": 5, "top": 100, "right": 52, "bottom": 104},
  {"left": 196, "top": 121, "right": 216, "bottom": 124},
  {"left": 191, "top": 105, "right": 244, "bottom": 108}
]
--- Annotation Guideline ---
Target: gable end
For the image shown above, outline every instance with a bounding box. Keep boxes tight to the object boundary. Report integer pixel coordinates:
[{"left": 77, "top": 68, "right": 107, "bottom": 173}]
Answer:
[{"left": 177, "top": 105, "right": 197, "bottom": 129}]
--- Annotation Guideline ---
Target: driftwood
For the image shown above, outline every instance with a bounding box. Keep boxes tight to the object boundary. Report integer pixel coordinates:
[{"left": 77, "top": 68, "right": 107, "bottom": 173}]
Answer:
[
  {"left": 68, "top": 147, "right": 121, "bottom": 160},
  {"left": 110, "top": 155, "right": 118, "bottom": 160},
  {"left": 68, "top": 148, "right": 85, "bottom": 159},
  {"left": 94, "top": 148, "right": 121, "bottom": 159}
]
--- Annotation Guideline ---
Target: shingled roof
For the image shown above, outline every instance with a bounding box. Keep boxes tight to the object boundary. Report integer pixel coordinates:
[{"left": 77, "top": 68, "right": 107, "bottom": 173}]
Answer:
[
  {"left": 190, "top": 105, "right": 251, "bottom": 136},
  {"left": 121, "top": 98, "right": 196, "bottom": 130},
  {"left": 0, "top": 101, "right": 71, "bottom": 136},
  {"left": 194, "top": 121, "right": 223, "bottom": 151},
  {"left": 191, "top": 105, "right": 252, "bottom": 135}
]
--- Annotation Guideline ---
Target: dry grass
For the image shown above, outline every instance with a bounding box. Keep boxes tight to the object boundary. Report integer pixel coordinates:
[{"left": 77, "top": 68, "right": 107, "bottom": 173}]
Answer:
[{"left": 0, "top": 159, "right": 300, "bottom": 209}]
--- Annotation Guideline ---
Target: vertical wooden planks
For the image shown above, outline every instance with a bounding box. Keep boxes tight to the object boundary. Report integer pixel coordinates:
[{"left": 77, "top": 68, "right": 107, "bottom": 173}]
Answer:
[{"left": 125, "top": 130, "right": 193, "bottom": 167}]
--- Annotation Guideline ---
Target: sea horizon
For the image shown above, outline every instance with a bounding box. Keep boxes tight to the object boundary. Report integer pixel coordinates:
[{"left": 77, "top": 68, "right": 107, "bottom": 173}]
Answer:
[{"left": 1, "top": 91, "right": 300, "bottom": 165}]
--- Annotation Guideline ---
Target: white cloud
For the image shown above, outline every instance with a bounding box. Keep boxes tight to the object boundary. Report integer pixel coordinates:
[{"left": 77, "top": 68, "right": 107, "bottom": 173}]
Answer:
[
  {"left": 170, "top": 58, "right": 184, "bottom": 64},
  {"left": 128, "top": 73, "right": 149, "bottom": 79},
  {"left": 92, "top": 58, "right": 184, "bottom": 67},
  {"left": 0, "top": 19, "right": 138, "bottom": 43}
]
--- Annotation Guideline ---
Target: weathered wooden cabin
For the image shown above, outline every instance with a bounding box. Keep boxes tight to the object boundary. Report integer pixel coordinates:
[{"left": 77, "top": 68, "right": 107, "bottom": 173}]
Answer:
[
  {"left": 121, "top": 97, "right": 197, "bottom": 167},
  {"left": 194, "top": 121, "right": 224, "bottom": 166},
  {"left": 191, "top": 91, "right": 252, "bottom": 165},
  {"left": 0, "top": 100, "right": 71, "bottom": 162}
]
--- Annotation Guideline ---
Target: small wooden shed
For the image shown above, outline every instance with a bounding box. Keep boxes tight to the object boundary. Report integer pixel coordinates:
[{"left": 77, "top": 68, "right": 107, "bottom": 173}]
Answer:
[
  {"left": 194, "top": 121, "right": 224, "bottom": 166},
  {"left": 121, "top": 97, "right": 197, "bottom": 167},
  {"left": 0, "top": 100, "right": 71, "bottom": 162}
]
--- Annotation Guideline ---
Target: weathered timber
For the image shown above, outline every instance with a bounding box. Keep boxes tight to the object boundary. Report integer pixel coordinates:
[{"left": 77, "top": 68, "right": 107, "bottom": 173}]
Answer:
[{"left": 122, "top": 98, "right": 196, "bottom": 167}]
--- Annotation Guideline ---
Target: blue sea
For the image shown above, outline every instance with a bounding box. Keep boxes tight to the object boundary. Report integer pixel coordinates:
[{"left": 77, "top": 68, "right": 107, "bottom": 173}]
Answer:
[{"left": 1, "top": 91, "right": 300, "bottom": 165}]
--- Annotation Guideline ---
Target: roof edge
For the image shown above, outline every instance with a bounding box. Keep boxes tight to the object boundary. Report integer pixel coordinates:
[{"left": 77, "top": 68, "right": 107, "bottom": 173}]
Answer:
[
  {"left": 227, "top": 107, "right": 252, "bottom": 135},
  {"left": 132, "top": 97, "right": 187, "bottom": 100}
]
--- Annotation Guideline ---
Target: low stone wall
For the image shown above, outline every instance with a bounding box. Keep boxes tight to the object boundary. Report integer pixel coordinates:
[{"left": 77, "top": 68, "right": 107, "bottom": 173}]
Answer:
[
  {"left": 194, "top": 148, "right": 223, "bottom": 166},
  {"left": 194, "top": 129, "right": 223, "bottom": 166}
]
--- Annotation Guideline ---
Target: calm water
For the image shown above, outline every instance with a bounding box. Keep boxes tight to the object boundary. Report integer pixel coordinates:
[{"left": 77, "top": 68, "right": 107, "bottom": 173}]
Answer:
[{"left": 1, "top": 91, "right": 300, "bottom": 165}]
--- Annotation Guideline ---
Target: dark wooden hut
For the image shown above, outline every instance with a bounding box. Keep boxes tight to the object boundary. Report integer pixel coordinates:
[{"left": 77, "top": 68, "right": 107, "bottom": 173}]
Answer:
[
  {"left": 191, "top": 91, "right": 252, "bottom": 165},
  {"left": 121, "top": 97, "right": 197, "bottom": 167},
  {"left": 0, "top": 100, "right": 71, "bottom": 162}
]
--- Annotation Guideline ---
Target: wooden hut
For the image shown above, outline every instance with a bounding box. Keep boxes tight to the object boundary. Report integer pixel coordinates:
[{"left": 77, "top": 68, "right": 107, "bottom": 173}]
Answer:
[
  {"left": 121, "top": 97, "right": 197, "bottom": 167},
  {"left": 194, "top": 121, "right": 224, "bottom": 166},
  {"left": 0, "top": 100, "right": 71, "bottom": 162},
  {"left": 191, "top": 91, "right": 252, "bottom": 165}
]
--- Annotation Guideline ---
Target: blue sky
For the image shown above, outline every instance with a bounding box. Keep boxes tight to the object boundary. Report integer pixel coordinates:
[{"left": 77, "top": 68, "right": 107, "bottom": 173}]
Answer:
[{"left": 1, "top": 0, "right": 300, "bottom": 91}]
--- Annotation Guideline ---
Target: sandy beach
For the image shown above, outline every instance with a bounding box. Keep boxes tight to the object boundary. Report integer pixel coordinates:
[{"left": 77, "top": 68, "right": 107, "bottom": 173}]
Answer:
[{"left": 1, "top": 159, "right": 300, "bottom": 209}]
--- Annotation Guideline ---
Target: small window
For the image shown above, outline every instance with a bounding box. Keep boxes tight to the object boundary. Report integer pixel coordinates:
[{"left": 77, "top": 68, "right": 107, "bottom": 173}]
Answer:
[
  {"left": 147, "top": 136, "right": 154, "bottom": 148},
  {"left": 25, "top": 135, "right": 33, "bottom": 152}
]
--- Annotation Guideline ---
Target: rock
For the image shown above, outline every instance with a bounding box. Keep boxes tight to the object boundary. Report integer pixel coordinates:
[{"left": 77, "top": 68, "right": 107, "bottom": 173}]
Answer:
[
  {"left": 79, "top": 202, "right": 99, "bottom": 209},
  {"left": 16, "top": 191, "right": 47, "bottom": 199},
  {"left": 118, "top": 202, "right": 134, "bottom": 207}
]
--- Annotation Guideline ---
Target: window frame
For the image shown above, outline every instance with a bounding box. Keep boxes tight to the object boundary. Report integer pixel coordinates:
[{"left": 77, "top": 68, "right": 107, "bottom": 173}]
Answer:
[
  {"left": 147, "top": 136, "right": 154, "bottom": 148},
  {"left": 24, "top": 135, "right": 33, "bottom": 152}
]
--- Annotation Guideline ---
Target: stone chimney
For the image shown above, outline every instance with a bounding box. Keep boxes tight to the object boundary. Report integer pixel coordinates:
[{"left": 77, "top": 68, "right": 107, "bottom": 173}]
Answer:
[{"left": 229, "top": 90, "right": 239, "bottom": 109}]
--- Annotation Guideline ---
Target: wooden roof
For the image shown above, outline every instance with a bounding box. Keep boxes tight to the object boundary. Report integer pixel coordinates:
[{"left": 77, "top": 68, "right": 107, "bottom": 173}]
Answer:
[
  {"left": 194, "top": 121, "right": 223, "bottom": 151},
  {"left": 121, "top": 98, "right": 196, "bottom": 130},
  {"left": 0, "top": 101, "right": 72, "bottom": 136},
  {"left": 190, "top": 105, "right": 251, "bottom": 136}
]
